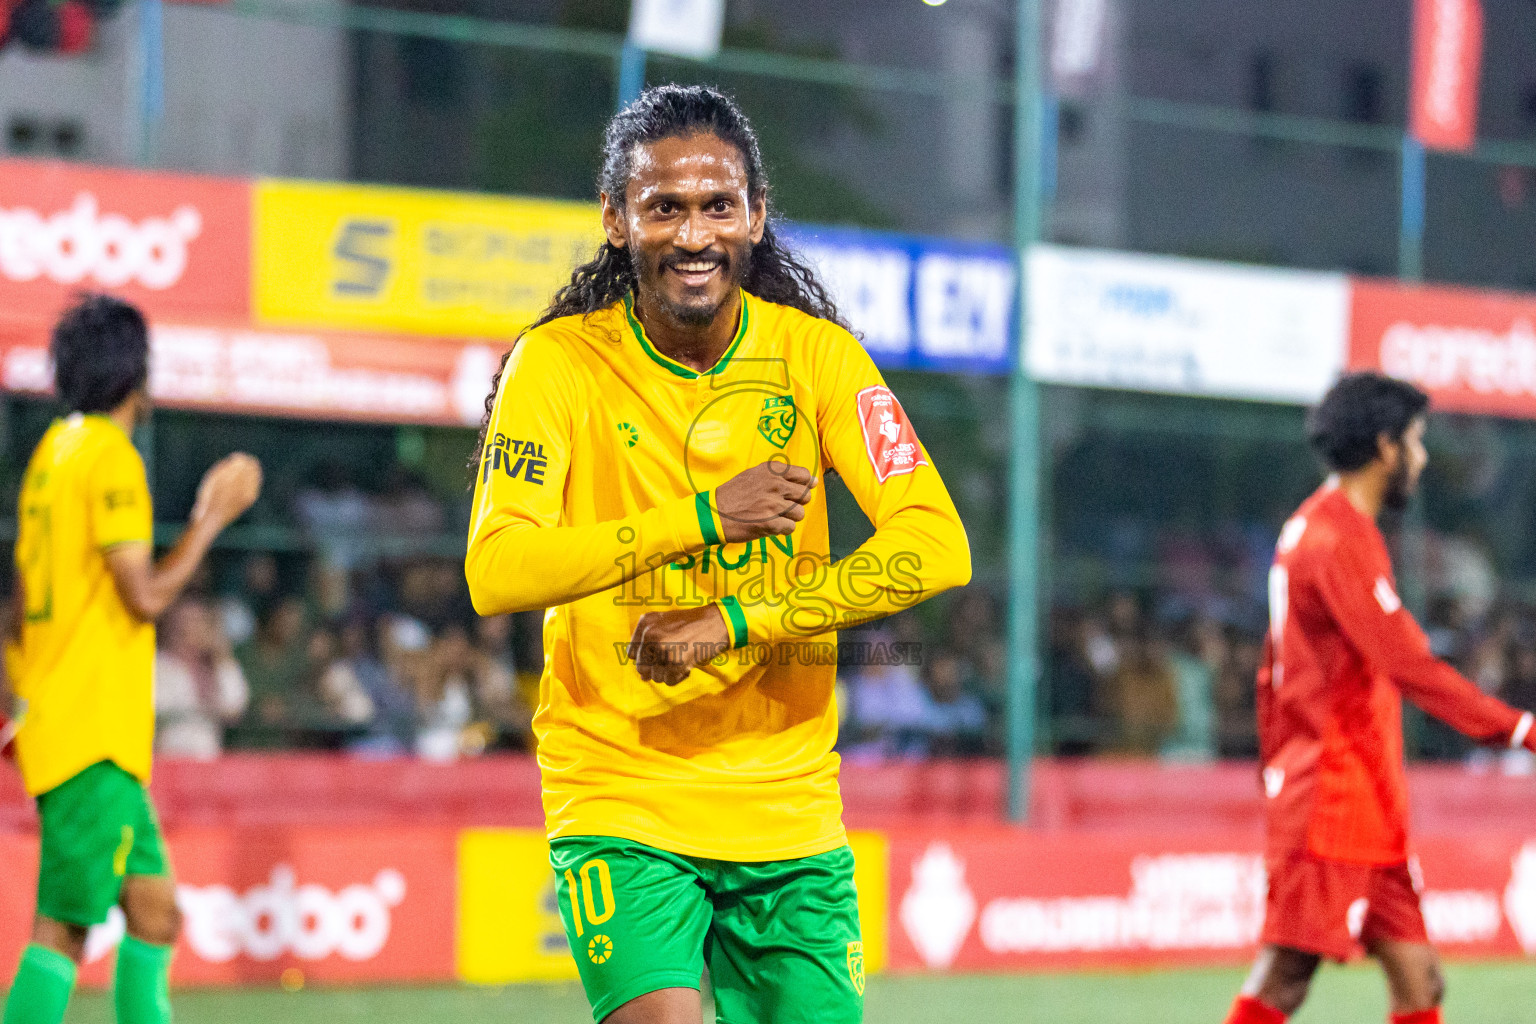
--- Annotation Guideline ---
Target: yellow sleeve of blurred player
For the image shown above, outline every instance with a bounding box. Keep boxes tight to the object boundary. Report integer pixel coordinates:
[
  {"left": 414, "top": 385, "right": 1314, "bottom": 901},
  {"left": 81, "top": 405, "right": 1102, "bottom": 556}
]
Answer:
[
  {"left": 465, "top": 331, "right": 715, "bottom": 616},
  {"left": 730, "top": 325, "right": 972, "bottom": 646},
  {"left": 89, "top": 436, "right": 153, "bottom": 551}
]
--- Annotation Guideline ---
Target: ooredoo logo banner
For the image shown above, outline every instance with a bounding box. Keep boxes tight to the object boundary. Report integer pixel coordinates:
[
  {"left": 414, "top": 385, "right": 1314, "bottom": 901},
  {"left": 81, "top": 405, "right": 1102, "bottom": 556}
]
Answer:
[
  {"left": 157, "top": 827, "right": 457, "bottom": 984},
  {"left": 0, "top": 159, "right": 250, "bottom": 322},
  {"left": 1348, "top": 279, "right": 1536, "bottom": 420}
]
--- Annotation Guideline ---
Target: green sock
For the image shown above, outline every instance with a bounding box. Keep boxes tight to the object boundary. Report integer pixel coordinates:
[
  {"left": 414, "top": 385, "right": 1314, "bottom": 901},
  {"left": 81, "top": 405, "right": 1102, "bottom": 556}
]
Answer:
[
  {"left": 114, "top": 935, "right": 174, "bottom": 1024},
  {"left": 2, "top": 943, "right": 76, "bottom": 1024}
]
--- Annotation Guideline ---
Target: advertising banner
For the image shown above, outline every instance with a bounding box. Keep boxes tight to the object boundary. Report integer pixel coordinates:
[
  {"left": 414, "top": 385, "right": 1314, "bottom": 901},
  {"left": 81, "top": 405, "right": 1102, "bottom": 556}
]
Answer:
[
  {"left": 1026, "top": 245, "right": 1350, "bottom": 404},
  {"left": 1348, "top": 278, "right": 1536, "bottom": 420},
  {"left": 0, "top": 827, "right": 457, "bottom": 988},
  {"left": 456, "top": 828, "right": 889, "bottom": 986},
  {"left": 1410, "top": 0, "right": 1484, "bottom": 152},
  {"left": 783, "top": 225, "right": 1014, "bottom": 373},
  {"left": 0, "top": 317, "right": 502, "bottom": 427},
  {"left": 889, "top": 829, "right": 1536, "bottom": 973},
  {"left": 0, "top": 159, "right": 251, "bottom": 324},
  {"left": 254, "top": 179, "right": 603, "bottom": 339}
]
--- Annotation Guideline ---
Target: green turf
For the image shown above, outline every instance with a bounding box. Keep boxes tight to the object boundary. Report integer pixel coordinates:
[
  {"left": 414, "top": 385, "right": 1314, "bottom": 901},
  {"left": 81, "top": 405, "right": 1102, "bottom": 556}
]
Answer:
[{"left": 10, "top": 962, "right": 1534, "bottom": 1023}]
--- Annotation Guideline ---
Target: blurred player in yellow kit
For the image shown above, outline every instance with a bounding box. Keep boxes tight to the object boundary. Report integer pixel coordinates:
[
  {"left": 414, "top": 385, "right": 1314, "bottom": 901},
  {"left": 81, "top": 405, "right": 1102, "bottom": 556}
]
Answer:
[
  {"left": 1, "top": 296, "right": 261, "bottom": 1024},
  {"left": 466, "top": 85, "right": 972, "bottom": 1023}
]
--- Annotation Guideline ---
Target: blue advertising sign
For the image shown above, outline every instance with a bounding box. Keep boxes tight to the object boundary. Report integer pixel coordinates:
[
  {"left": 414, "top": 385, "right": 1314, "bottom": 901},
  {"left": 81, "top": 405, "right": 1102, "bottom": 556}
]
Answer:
[{"left": 780, "top": 223, "right": 1015, "bottom": 374}]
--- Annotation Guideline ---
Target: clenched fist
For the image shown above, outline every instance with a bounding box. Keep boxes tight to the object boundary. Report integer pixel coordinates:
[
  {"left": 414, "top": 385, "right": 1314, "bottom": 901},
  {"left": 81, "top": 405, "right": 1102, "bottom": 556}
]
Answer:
[
  {"left": 627, "top": 605, "right": 732, "bottom": 686},
  {"left": 192, "top": 453, "right": 263, "bottom": 530},
  {"left": 713, "top": 459, "right": 817, "bottom": 543}
]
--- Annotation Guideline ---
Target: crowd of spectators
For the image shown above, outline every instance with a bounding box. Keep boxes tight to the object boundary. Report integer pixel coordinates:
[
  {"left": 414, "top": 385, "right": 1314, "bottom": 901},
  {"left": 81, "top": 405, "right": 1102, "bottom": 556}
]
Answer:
[
  {"left": 154, "top": 557, "right": 534, "bottom": 761},
  {"left": 147, "top": 461, "right": 535, "bottom": 762},
  {"left": 119, "top": 471, "right": 1536, "bottom": 769}
]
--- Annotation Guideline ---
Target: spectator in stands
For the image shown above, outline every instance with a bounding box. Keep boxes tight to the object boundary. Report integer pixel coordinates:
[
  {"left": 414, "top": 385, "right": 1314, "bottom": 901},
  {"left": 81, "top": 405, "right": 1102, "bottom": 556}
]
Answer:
[
  {"left": 1500, "top": 643, "right": 1536, "bottom": 716},
  {"left": 216, "top": 552, "right": 279, "bottom": 647},
  {"left": 1047, "top": 609, "right": 1102, "bottom": 755},
  {"left": 1161, "top": 616, "right": 1219, "bottom": 762},
  {"left": 969, "top": 636, "right": 1008, "bottom": 755},
  {"left": 312, "top": 624, "right": 375, "bottom": 730},
  {"left": 411, "top": 623, "right": 475, "bottom": 760},
  {"left": 1104, "top": 625, "right": 1178, "bottom": 755},
  {"left": 841, "top": 621, "right": 932, "bottom": 761},
  {"left": 375, "top": 466, "right": 446, "bottom": 538},
  {"left": 917, "top": 648, "right": 987, "bottom": 757},
  {"left": 231, "top": 596, "right": 311, "bottom": 747},
  {"left": 155, "top": 599, "right": 249, "bottom": 759},
  {"left": 472, "top": 614, "right": 534, "bottom": 751},
  {"left": 1214, "top": 631, "right": 1261, "bottom": 758},
  {"left": 335, "top": 615, "right": 417, "bottom": 756},
  {"left": 294, "top": 459, "right": 375, "bottom": 570}
]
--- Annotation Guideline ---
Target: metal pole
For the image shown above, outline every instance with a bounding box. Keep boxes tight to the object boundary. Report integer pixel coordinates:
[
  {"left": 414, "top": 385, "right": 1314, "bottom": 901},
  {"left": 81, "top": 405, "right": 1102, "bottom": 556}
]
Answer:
[
  {"left": 1398, "top": 136, "right": 1426, "bottom": 283},
  {"left": 137, "top": 0, "right": 166, "bottom": 166},
  {"left": 1006, "top": 0, "right": 1046, "bottom": 823},
  {"left": 618, "top": 40, "right": 647, "bottom": 109}
]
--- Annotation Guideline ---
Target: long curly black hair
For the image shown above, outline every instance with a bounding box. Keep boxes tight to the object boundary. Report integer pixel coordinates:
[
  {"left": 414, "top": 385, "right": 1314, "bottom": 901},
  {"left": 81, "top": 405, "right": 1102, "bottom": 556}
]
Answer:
[{"left": 470, "top": 83, "right": 850, "bottom": 472}]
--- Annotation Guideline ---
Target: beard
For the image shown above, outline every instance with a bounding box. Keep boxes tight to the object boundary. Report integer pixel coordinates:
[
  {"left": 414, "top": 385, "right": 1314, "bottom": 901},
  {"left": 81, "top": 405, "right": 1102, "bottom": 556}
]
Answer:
[
  {"left": 630, "top": 238, "right": 753, "bottom": 328},
  {"left": 1383, "top": 456, "right": 1415, "bottom": 511}
]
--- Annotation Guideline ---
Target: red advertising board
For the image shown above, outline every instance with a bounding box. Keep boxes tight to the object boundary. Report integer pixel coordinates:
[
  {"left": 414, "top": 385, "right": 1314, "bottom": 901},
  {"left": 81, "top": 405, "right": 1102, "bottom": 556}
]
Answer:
[
  {"left": 1348, "top": 278, "right": 1536, "bottom": 420},
  {"left": 888, "top": 829, "right": 1536, "bottom": 973},
  {"left": 0, "top": 317, "right": 502, "bottom": 427},
  {"left": 1409, "top": 0, "right": 1484, "bottom": 152},
  {"left": 0, "top": 827, "right": 456, "bottom": 988},
  {"left": 0, "top": 159, "right": 250, "bottom": 324}
]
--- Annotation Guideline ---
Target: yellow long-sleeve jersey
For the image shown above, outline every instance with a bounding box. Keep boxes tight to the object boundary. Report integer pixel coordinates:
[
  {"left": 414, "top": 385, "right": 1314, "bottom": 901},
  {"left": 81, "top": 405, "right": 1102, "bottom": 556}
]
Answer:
[{"left": 466, "top": 290, "right": 971, "bottom": 860}]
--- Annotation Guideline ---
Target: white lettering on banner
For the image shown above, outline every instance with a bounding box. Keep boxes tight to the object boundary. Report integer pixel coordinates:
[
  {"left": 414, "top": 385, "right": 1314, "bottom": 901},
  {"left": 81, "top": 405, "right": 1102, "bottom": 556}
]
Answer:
[
  {"left": 1503, "top": 842, "right": 1536, "bottom": 952},
  {"left": 798, "top": 244, "right": 912, "bottom": 356},
  {"left": 5, "top": 330, "right": 469, "bottom": 423},
  {"left": 976, "top": 854, "right": 1266, "bottom": 954},
  {"left": 179, "top": 866, "right": 407, "bottom": 963},
  {"left": 1422, "top": 890, "right": 1502, "bottom": 945},
  {"left": 0, "top": 194, "right": 201, "bottom": 290},
  {"left": 1378, "top": 318, "right": 1536, "bottom": 399},
  {"left": 915, "top": 254, "right": 1013, "bottom": 360},
  {"left": 453, "top": 345, "right": 502, "bottom": 425},
  {"left": 148, "top": 327, "right": 456, "bottom": 421},
  {"left": 2, "top": 345, "right": 52, "bottom": 392},
  {"left": 899, "top": 843, "right": 977, "bottom": 968}
]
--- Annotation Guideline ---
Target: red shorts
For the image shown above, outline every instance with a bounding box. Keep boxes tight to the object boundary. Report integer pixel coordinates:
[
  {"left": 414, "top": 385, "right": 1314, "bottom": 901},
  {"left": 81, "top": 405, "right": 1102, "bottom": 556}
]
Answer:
[{"left": 1261, "top": 851, "right": 1428, "bottom": 961}]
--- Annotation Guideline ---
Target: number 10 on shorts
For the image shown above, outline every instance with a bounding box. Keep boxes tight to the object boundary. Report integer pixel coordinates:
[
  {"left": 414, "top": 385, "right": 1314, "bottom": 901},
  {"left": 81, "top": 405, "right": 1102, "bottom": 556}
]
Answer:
[{"left": 563, "top": 859, "right": 616, "bottom": 938}]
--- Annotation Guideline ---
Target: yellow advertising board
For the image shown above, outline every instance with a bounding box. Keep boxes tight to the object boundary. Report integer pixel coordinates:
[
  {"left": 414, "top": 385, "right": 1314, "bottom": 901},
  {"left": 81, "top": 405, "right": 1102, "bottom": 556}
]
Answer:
[
  {"left": 254, "top": 179, "right": 604, "bottom": 338},
  {"left": 456, "top": 828, "right": 889, "bottom": 987}
]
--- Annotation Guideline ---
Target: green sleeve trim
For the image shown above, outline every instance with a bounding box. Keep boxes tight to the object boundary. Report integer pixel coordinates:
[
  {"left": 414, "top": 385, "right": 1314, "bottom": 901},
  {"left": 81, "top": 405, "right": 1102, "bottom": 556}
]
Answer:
[
  {"left": 695, "top": 491, "right": 722, "bottom": 546},
  {"left": 718, "top": 596, "right": 749, "bottom": 649},
  {"left": 99, "top": 538, "right": 152, "bottom": 553}
]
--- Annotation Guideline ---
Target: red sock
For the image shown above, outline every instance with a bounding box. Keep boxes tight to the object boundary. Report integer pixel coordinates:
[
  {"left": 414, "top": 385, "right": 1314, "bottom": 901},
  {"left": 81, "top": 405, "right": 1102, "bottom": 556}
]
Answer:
[
  {"left": 1224, "top": 995, "right": 1287, "bottom": 1024},
  {"left": 1390, "top": 1010, "right": 1441, "bottom": 1024}
]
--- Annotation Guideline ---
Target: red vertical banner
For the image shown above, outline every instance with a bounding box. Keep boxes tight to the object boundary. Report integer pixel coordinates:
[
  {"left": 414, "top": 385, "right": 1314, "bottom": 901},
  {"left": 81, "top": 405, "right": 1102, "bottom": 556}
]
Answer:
[{"left": 1409, "top": 0, "right": 1484, "bottom": 152}]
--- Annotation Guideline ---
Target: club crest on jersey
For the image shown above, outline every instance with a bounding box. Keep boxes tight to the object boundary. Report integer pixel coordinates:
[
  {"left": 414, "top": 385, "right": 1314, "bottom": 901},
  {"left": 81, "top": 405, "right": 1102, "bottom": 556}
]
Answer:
[
  {"left": 846, "top": 941, "right": 865, "bottom": 995},
  {"left": 757, "top": 395, "right": 797, "bottom": 448}
]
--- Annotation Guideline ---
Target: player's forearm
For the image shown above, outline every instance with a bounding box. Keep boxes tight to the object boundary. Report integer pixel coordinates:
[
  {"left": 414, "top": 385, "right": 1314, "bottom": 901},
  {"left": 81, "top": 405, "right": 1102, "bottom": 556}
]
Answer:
[
  {"left": 1396, "top": 658, "right": 1532, "bottom": 748},
  {"left": 465, "top": 493, "right": 715, "bottom": 616},
  {"left": 128, "top": 518, "right": 223, "bottom": 621},
  {"left": 731, "top": 506, "right": 972, "bottom": 646}
]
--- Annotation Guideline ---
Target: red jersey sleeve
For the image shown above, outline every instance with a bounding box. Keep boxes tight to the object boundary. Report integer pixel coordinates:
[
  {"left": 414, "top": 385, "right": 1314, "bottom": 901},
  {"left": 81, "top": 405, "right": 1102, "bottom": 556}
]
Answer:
[{"left": 1312, "top": 541, "right": 1535, "bottom": 750}]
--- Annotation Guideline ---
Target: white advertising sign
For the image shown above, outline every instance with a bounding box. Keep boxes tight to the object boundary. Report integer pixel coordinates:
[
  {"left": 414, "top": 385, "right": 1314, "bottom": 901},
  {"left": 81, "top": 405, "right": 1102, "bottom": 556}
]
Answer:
[
  {"left": 1026, "top": 245, "right": 1350, "bottom": 404},
  {"left": 629, "top": 0, "right": 726, "bottom": 59}
]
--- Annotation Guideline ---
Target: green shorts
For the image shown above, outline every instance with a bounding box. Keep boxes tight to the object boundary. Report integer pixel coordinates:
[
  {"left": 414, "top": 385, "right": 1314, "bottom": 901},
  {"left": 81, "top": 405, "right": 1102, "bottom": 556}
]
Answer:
[
  {"left": 550, "top": 836, "right": 864, "bottom": 1024},
  {"left": 35, "top": 760, "right": 170, "bottom": 927}
]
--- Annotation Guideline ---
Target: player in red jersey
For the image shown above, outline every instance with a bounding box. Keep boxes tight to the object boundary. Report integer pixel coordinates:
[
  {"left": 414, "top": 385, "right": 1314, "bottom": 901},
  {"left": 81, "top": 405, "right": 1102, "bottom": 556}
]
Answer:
[{"left": 1222, "top": 373, "right": 1536, "bottom": 1024}]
